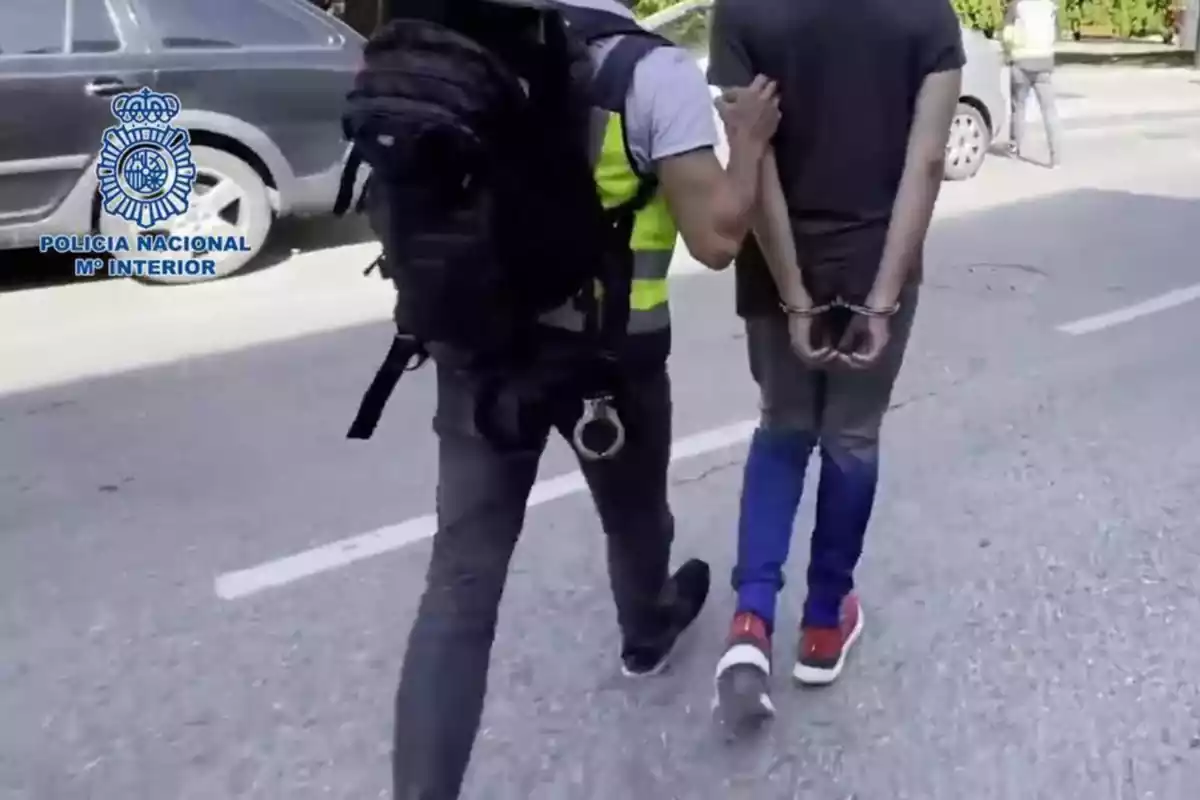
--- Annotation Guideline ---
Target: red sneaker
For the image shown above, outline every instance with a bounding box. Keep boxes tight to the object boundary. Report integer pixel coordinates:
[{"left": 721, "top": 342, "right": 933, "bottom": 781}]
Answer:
[
  {"left": 792, "top": 594, "right": 864, "bottom": 686},
  {"left": 712, "top": 612, "right": 775, "bottom": 730}
]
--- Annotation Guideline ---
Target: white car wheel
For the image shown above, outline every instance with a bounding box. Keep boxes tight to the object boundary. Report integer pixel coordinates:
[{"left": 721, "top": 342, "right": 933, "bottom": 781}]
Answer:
[
  {"left": 99, "top": 145, "right": 273, "bottom": 284},
  {"left": 944, "top": 102, "right": 990, "bottom": 181}
]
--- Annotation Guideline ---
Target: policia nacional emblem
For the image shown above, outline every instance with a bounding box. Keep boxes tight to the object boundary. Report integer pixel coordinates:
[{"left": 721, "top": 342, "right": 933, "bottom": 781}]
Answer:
[{"left": 96, "top": 87, "right": 197, "bottom": 229}]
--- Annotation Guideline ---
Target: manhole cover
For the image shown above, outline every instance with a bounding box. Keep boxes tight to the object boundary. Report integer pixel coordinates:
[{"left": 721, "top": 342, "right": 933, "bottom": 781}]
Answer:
[{"left": 926, "top": 262, "right": 1048, "bottom": 297}]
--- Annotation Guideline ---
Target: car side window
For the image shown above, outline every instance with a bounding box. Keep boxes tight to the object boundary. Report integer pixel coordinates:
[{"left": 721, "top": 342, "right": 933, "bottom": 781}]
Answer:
[
  {"left": 135, "top": 0, "right": 340, "bottom": 50},
  {"left": 73, "top": 0, "right": 123, "bottom": 54},
  {"left": 0, "top": 1, "right": 68, "bottom": 57}
]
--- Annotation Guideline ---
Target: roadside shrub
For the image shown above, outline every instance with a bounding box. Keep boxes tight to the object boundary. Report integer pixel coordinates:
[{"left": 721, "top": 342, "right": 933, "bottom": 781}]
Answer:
[
  {"left": 635, "top": 0, "right": 1174, "bottom": 43},
  {"left": 633, "top": 0, "right": 674, "bottom": 16},
  {"left": 632, "top": 0, "right": 710, "bottom": 51},
  {"left": 1062, "top": 0, "right": 1087, "bottom": 38},
  {"left": 952, "top": 0, "right": 1006, "bottom": 35},
  {"left": 970, "top": 0, "right": 1175, "bottom": 39}
]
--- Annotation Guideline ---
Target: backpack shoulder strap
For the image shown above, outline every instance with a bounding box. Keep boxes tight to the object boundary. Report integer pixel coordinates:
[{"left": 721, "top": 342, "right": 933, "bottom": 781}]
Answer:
[
  {"left": 559, "top": 6, "right": 673, "bottom": 112},
  {"left": 560, "top": 5, "right": 671, "bottom": 195},
  {"left": 589, "top": 32, "right": 672, "bottom": 113}
]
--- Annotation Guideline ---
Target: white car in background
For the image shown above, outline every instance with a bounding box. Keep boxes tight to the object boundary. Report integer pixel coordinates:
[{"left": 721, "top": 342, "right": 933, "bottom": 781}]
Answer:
[{"left": 643, "top": 0, "right": 1009, "bottom": 181}]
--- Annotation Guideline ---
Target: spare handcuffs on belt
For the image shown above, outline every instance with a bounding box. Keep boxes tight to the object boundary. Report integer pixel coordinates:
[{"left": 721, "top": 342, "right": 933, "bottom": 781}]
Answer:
[{"left": 572, "top": 392, "right": 626, "bottom": 461}]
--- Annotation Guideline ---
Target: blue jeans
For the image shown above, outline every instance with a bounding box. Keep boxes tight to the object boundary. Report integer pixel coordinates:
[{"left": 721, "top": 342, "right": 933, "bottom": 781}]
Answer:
[{"left": 733, "top": 291, "right": 918, "bottom": 630}]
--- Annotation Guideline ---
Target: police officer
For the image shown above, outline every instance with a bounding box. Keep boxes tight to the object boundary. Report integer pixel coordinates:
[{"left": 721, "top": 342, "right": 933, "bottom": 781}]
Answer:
[{"left": 390, "top": 0, "right": 781, "bottom": 795}]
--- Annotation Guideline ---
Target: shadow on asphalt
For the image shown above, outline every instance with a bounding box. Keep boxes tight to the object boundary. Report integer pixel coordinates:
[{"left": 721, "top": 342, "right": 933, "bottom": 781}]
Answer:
[
  {"left": 4, "top": 188, "right": 1198, "bottom": 407},
  {"left": 1058, "top": 49, "right": 1194, "bottom": 68},
  {"left": 0, "top": 213, "right": 378, "bottom": 294}
]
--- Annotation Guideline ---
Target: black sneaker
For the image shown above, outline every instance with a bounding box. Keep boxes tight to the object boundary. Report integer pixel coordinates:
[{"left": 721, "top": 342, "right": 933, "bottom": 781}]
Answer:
[
  {"left": 620, "top": 559, "right": 711, "bottom": 677},
  {"left": 712, "top": 612, "right": 775, "bottom": 731}
]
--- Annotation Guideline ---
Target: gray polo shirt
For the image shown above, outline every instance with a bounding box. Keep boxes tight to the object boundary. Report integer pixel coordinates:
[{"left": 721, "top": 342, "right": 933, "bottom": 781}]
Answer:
[{"left": 553, "top": 0, "right": 720, "bottom": 173}]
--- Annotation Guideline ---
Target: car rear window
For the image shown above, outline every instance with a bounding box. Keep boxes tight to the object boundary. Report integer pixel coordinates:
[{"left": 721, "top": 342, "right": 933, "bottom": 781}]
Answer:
[{"left": 135, "top": 0, "right": 340, "bottom": 50}]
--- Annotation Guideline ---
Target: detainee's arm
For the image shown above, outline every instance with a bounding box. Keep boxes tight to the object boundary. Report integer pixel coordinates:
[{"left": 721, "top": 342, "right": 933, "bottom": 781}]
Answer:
[
  {"left": 702, "top": 0, "right": 806, "bottom": 306},
  {"left": 752, "top": 148, "right": 809, "bottom": 309},
  {"left": 867, "top": 2, "right": 965, "bottom": 309},
  {"left": 629, "top": 40, "right": 765, "bottom": 270}
]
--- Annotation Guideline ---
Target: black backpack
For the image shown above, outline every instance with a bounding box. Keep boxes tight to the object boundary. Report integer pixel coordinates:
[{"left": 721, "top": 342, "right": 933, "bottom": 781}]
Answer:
[{"left": 333, "top": 3, "right": 672, "bottom": 447}]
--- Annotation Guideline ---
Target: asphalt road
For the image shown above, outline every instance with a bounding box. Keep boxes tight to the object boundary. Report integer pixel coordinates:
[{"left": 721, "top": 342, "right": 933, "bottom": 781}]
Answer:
[{"left": 3, "top": 113, "right": 1200, "bottom": 800}]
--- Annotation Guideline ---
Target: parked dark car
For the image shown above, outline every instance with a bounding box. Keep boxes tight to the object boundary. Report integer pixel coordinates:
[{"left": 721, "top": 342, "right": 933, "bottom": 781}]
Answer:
[{"left": 0, "top": 0, "right": 365, "bottom": 283}]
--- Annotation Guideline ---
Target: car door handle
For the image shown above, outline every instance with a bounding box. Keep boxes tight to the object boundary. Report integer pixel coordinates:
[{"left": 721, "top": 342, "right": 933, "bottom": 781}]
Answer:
[{"left": 84, "top": 77, "right": 134, "bottom": 97}]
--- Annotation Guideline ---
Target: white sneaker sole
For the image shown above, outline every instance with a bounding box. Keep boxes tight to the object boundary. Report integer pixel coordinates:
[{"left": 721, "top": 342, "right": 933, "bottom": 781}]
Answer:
[
  {"left": 710, "top": 681, "right": 776, "bottom": 718},
  {"left": 621, "top": 656, "right": 671, "bottom": 679},
  {"left": 711, "top": 644, "right": 775, "bottom": 728},
  {"left": 620, "top": 622, "right": 691, "bottom": 678},
  {"left": 791, "top": 605, "right": 865, "bottom": 686}
]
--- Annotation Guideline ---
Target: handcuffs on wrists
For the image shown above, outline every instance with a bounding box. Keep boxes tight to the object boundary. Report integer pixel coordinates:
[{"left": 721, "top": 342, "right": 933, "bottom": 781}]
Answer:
[{"left": 779, "top": 297, "right": 901, "bottom": 318}]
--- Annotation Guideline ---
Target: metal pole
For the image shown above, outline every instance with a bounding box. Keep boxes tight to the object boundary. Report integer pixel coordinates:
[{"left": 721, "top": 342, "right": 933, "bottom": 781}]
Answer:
[
  {"left": 63, "top": 0, "right": 75, "bottom": 55},
  {"left": 1194, "top": 0, "right": 1200, "bottom": 69}
]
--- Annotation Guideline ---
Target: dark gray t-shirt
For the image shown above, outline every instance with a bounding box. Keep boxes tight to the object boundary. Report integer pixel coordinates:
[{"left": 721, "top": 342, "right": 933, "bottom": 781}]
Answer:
[{"left": 708, "top": 0, "right": 965, "bottom": 315}]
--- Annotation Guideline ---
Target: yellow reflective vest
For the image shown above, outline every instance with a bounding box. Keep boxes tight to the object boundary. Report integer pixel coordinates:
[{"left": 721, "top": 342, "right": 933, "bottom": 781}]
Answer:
[{"left": 539, "top": 110, "right": 676, "bottom": 344}]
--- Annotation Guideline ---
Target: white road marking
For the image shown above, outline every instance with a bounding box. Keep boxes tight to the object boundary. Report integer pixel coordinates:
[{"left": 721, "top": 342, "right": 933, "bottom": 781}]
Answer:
[
  {"left": 214, "top": 418, "right": 758, "bottom": 600},
  {"left": 1056, "top": 282, "right": 1200, "bottom": 335}
]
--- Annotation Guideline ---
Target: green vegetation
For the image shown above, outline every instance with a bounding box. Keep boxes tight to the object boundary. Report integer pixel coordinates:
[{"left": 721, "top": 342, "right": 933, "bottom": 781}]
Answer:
[
  {"left": 951, "top": 0, "right": 1006, "bottom": 35},
  {"left": 950, "top": 0, "right": 1179, "bottom": 41},
  {"left": 631, "top": 0, "right": 1182, "bottom": 45},
  {"left": 633, "top": 0, "right": 711, "bottom": 54},
  {"left": 633, "top": 0, "right": 679, "bottom": 15}
]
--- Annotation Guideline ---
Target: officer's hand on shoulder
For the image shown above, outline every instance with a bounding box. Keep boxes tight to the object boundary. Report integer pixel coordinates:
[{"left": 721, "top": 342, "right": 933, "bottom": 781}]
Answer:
[{"left": 715, "top": 75, "right": 781, "bottom": 146}]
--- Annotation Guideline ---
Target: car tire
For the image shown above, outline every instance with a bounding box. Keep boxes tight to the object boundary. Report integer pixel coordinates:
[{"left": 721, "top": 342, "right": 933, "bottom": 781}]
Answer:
[
  {"left": 99, "top": 145, "right": 273, "bottom": 285},
  {"left": 944, "top": 102, "right": 990, "bottom": 182}
]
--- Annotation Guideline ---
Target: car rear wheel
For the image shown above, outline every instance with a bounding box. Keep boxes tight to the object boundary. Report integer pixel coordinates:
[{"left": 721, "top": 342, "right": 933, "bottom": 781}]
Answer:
[
  {"left": 944, "top": 102, "right": 990, "bottom": 182},
  {"left": 99, "top": 145, "right": 273, "bottom": 284}
]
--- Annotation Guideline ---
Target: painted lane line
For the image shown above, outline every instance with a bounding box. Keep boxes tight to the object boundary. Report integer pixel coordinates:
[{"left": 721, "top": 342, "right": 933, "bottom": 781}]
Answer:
[
  {"left": 214, "top": 419, "right": 758, "bottom": 600},
  {"left": 1057, "top": 283, "right": 1200, "bottom": 336}
]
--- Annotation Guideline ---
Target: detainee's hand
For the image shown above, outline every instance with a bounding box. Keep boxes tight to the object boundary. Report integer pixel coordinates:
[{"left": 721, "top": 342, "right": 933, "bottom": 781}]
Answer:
[
  {"left": 787, "top": 313, "right": 834, "bottom": 367},
  {"left": 835, "top": 313, "right": 891, "bottom": 369},
  {"left": 715, "top": 75, "right": 781, "bottom": 146}
]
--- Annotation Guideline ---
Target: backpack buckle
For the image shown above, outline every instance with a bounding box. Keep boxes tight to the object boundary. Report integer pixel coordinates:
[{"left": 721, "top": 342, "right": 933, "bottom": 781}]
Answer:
[{"left": 572, "top": 393, "right": 625, "bottom": 461}]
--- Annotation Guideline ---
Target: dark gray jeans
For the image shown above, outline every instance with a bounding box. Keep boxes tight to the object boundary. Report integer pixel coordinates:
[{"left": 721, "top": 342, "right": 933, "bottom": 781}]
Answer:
[{"left": 392, "top": 362, "right": 676, "bottom": 800}]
